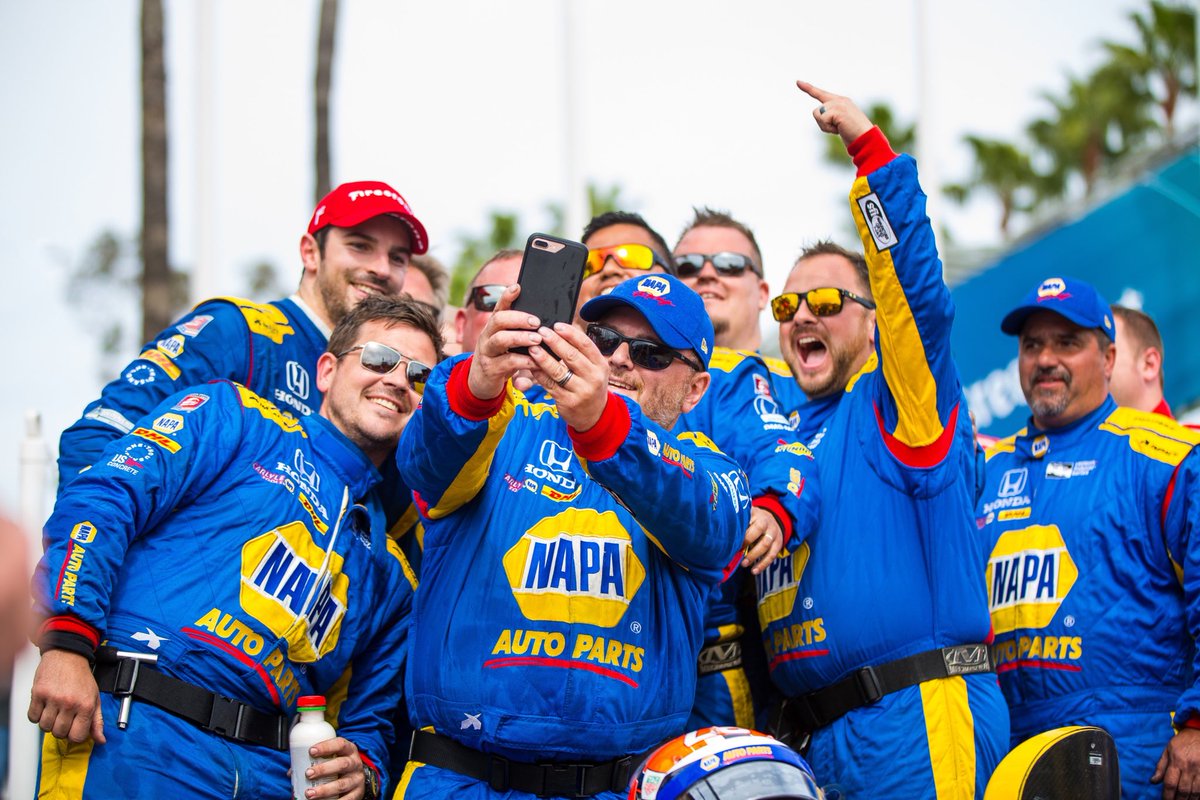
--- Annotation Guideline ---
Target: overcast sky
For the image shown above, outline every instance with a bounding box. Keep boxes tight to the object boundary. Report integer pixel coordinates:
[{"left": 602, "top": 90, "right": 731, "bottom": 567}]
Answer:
[{"left": 2, "top": 0, "right": 1179, "bottom": 514}]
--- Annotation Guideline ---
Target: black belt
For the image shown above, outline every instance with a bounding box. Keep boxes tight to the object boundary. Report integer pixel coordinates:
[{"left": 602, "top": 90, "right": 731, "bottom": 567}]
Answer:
[
  {"left": 409, "top": 729, "right": 643, "bottom": 798},
  {"left": 93, "top": 646, "right": 289, "bottom": 751},
  {"left": 778, "top": 643, "right": 993, "bottom": 733},
  {"left": 697, "top": 640, "right": 743, "bottom": 676}
]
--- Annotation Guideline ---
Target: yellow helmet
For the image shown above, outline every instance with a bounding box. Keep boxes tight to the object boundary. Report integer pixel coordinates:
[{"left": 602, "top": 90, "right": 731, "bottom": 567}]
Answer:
[{"left": 984, "top": 726, "right": 1119, "bottom": 800}]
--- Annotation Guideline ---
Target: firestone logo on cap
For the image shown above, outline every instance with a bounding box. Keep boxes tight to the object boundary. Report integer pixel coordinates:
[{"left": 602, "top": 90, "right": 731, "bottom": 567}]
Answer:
[
  {"left": 346, "top": 186, "right": 413, "bottom": 211},
  {"left": 1036, "top": 277, "right": 1069, "bottom": 299}
]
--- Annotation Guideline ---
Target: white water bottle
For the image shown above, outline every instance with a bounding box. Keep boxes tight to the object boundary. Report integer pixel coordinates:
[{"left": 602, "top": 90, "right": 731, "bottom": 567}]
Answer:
[{"left": 290, "top": 695, "right": 337, "bottom": 800}]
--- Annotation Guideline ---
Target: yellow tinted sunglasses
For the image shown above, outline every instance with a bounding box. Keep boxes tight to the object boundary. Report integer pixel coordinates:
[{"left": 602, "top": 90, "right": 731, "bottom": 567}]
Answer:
[{"left": 770, "top": 288, "right": 876, "bottom": 321}]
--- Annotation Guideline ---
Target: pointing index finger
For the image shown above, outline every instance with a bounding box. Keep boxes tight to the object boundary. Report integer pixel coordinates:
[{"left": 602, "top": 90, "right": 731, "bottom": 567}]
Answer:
[{"left": 795, "top": 80, "right": 834, "bottom": 102}]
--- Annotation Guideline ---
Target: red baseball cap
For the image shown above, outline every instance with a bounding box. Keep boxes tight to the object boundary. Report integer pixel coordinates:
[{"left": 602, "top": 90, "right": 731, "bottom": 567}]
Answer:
[{"left": 307, "top": 180, "right": 429, "bottom": 254}]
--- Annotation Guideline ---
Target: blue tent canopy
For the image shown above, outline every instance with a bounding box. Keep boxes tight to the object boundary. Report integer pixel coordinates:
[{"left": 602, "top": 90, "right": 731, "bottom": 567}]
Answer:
[{"left": 950, "top": 146, "right": 1200, "bottom": 437}]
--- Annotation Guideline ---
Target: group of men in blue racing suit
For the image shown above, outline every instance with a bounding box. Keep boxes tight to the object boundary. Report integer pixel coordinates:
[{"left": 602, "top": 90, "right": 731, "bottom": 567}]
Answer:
[{"left": 26, "top": 77, "right": 1200, "bottom": 800}]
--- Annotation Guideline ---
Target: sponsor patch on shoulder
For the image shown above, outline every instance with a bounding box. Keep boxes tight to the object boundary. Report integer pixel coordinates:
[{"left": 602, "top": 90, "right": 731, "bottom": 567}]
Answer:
[
  {"left": 177, "top": 314, "right": 214, "bottom": 337},
  {"left": 173, "top": 392, "right": 209, "bottom": 412},
  {"left": 132, "top": 426, "right": 181, "bottom": 453},
  {"left": 137, "top": 349, "right": 181, "bottom": 380},
  {"left": 156, "top": 335, "right": 186, "bottom": 358},
  {"left": 856, "top": 191, "right": 898, "bottom": 251},
  {"left": 152, "top": 413, "right": 185, "bottom": 434}
]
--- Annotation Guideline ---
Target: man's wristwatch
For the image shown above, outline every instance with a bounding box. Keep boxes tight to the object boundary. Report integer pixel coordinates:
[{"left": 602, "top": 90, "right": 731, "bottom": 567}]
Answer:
[{"left": 361, "top": 765, "right": 380, "bottom": 800}]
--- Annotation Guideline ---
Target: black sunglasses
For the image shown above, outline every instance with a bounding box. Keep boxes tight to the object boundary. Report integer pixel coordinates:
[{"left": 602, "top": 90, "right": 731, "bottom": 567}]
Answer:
[
  {"left": 336, "top": 341, "right": 432, "bottom": 393},
  {"left": 674, "top": 252, "right": 761, "bottom": 278},
  {"left": 770, "top": 288, "right": 876, "bottom": 322},
  {"left": 585, "top": 324, "right": 703, "bottom": 372},
  {"left": 467, "top": 284, "right": 506, "bottom": 312}
]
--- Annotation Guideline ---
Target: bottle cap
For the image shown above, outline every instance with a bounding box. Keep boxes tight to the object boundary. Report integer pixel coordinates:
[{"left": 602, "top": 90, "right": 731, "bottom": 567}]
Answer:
[{"left": 297, "top": 695, "right": 327, "bottom": 710}]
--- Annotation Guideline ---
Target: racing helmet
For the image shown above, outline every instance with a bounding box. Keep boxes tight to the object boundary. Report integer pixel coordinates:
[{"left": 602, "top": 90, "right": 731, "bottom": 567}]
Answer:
[
  {"left": 984, "top": 726, "right": 1119, "bottom": 800},
  {"left": 628, "top": 726, "right": 823, "bottom": 800}
]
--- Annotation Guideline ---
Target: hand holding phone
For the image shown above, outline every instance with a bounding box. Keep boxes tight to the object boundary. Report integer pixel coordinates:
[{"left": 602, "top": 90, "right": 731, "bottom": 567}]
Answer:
[{"left": 509, "top": 233, "right": 587, "bottom": 356}]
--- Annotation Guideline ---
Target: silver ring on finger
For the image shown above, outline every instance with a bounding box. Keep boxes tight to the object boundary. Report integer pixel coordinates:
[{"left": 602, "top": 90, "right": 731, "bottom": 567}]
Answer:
[
  {"left": 555, "top": 368, "right": 574, "bottom": 388},
  {"left": 819, "top": 105, "right": 826, "bottom": 115}
]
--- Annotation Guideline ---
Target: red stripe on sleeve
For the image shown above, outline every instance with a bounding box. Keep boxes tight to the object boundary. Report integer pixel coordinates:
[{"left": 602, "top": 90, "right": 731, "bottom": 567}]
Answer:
[
  {"left": 873, "top": 401, "right": 959, "bottom": 468},
  {"left": 447, "top": 357, "right": 506, "bottom": 421},
  {"left": 752, "top": 494, "right": 793, "bottom": 544},
  {"left": 568, "top": 393, "right": 632, "bottom": 462},
  {"left": 40, "top": 616, "right": 101, "bottom": 648},
  {"left": 847, "top": 126, "right": 898, "bottom": 177}
]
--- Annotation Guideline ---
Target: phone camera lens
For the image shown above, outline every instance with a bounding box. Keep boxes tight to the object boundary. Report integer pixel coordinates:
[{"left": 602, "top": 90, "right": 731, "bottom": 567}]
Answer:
[{"left": 534, "top": 239, "right": 548, "bottom": 248}]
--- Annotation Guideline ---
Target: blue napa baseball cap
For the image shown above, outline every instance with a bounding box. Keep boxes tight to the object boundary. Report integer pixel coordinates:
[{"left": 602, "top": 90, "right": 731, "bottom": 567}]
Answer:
[
  {"left": 1000, "top": 276, "right": 1115, "bottom": 341},
  {"left": 580, "top": 274, "right": 714, "bottom": 368}
]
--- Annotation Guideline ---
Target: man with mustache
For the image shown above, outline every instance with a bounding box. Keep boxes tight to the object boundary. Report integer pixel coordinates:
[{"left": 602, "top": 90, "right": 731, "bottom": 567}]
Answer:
[
  {"left": 981, "top": 276, "right": 1200, "bottom": 800},
  {"left": 765, "top": 83, "right": 1008, "bottom": 797},
  {"left": 57, "top": 180, "right": 428, "bottom": 493}
]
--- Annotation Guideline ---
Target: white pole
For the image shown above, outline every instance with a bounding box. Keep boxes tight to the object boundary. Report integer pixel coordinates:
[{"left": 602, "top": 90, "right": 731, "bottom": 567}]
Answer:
[
  {"left": 6, "top": 411, "right": 49, "bottom": 800},
  {"left": 562, "top": 2, "right": 587, "bottom": 239},
  {"left": 192, "top": 1, "right": 216, "bottom": 303},
  {"left": 913, "top": 0, "right": 944, "bottom": 241}
]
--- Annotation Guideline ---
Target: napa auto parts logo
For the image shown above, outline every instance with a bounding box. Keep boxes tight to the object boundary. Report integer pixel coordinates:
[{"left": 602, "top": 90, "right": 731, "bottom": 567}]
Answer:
[
  {"left": 986, "top": 524, "right": 1077, "bottom": 634},
  {"left": 502, "top": 508, "right": 645, "bottom": 627}
]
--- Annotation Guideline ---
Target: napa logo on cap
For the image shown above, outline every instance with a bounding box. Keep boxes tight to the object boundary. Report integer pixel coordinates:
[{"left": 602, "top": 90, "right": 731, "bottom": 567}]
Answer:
[
  {"left": 636, "top": 276, "right": 671, "bottom": 298},
  {"left": 502, "top": 508, "right": 645, "bottom": 628},
  {"left": 241, "top": 520, "right": 349, "bottom": 662},
  {"left": 1036, "top": 277, "right": 1069, "bottom": 300},
  {"left": 987, "top": 524, "right": 1078, "bottom": 634},
  {"left": 755, "top": 543, "right": 810, "bottom": 625}
]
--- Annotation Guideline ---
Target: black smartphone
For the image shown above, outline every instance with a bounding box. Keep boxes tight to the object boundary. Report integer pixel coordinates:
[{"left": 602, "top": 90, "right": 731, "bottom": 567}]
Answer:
[{"left": 509, "top": 233, "right": 588, "bottom": 356}]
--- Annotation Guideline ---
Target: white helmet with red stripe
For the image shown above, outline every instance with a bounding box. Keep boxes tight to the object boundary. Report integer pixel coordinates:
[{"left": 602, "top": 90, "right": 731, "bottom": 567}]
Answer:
[{"left": 628, "top": 726, "right": 823, "bottom": 800}]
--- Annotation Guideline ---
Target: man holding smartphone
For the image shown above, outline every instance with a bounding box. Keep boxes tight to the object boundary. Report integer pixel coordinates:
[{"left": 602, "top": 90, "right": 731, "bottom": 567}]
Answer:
[{"left": 395, "top": 274, "right": 762, "bottom": 799}]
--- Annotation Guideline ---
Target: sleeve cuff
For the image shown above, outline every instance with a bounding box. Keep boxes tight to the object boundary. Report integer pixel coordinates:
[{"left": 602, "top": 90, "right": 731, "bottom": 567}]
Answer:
[
  {"left": 38, "top": 616, "right": 101, "bottom": 665},
  {"left": 568, "top": 393, "right": 632, "bottom": 462},
  {"left": 847, "top": 126, "right": 898, "bottom": 177},
  {"left": 447, "top": 357, "right": 506, "bottom": 421},
  {"left": 753, "top": 494, "right": 793, "bottom": 544}
]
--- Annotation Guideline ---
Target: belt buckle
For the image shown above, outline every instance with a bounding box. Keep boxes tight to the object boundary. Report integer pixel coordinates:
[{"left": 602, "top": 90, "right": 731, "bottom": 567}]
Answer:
[
  {"left": 942, "top": 644, "right": 992, "bottom": 676},
  {"left": 610, "top": 754, "right": 635, "bottom": 792},
  {"left": 207, "top": 695, "right": 246, "bottom": 739},
  {"left": 855, "top": 666, "right": 883, "bottom": 705},
  {"left": 487, "top": 755, "right": 510, "bottom": 793},
  {"left": 539, "top": 761, "right": 591, "bottom": 798},
  {"left": 111, "top": 650, "right": 158, "bottom": 730}
]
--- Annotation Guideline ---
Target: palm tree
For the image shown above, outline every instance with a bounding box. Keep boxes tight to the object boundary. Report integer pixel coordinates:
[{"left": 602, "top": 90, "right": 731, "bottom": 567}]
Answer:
[
  {"left": 1102, "top": 0, "right": 1197, "bottom": 140},
  {"left": 314, "top": 0, "right": 340, "bottom": 201},
  {"left": 1027, "top": 62, "right": 1157, "bottom": 198},
  {"left": 449, "top": 212, "right": 522, "bottom": 305},
  {"left": 141, "top": 0, "right": 173, "bottom": 342},
  {"left": 945, "top": 136, "right": 1038, "bottom": 237}
]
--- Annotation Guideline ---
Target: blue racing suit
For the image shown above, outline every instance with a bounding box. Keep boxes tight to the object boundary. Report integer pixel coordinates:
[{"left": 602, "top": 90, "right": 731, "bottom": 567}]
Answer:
[
  {"left": 678, "top": 348, "right": 817, "bottom": 730},
  {"left": 981, "top": 397, "right": 1200, "bottom": 800},
  {"left": 57, "top": 295, "right": 328, "bottom": 493},
  {"left": 392, "top": 355, "right": 750, "bottom": 799},
  {"left": 758, "top": 128, "right": 1008, "bottom": 799},
  {"left": 34, "top": 381, "right": 413, "bottom": 797}
]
